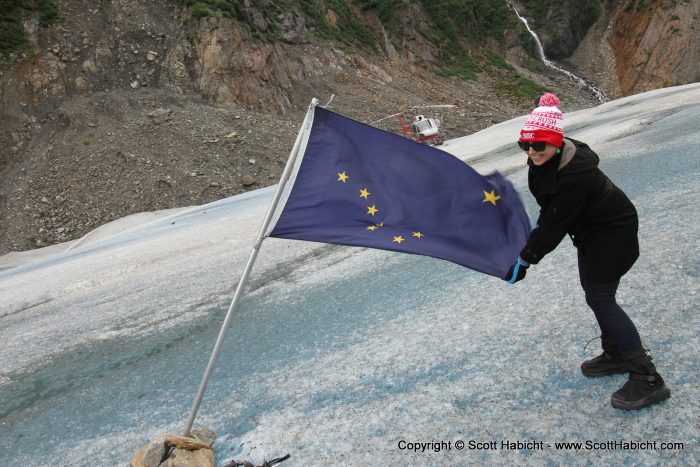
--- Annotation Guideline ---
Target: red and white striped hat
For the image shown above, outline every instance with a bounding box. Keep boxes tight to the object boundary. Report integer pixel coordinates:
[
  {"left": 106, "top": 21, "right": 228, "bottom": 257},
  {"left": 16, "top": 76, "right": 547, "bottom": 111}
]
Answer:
[{"left": 519, "top": 93, "right": 564, "bottom": 148}]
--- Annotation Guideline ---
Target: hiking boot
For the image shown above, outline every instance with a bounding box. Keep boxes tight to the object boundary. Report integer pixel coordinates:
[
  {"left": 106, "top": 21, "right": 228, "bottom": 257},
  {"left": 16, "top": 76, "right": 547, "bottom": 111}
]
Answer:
[
  {"left": 581, "top": 335, "right": 628, "bottom": 377},
  {"left": 611, "top": 348, "right": 671, "bottom": 410},
  {"left": 581, "top": 352, "right": 628, "bottom": 377}
]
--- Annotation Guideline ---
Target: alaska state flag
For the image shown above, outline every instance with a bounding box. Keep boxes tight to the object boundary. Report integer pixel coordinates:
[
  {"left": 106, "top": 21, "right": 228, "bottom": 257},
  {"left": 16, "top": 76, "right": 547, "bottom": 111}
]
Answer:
[{"left": 267, "top": 106, "right": 531, "bottom": 278}]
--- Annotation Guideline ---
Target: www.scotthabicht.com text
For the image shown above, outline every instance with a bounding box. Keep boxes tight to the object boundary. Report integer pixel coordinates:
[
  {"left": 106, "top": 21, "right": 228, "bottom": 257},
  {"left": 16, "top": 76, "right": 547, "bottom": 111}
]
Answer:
[{"left": 396, "top": 439, "right": 685, "bottom": 453}]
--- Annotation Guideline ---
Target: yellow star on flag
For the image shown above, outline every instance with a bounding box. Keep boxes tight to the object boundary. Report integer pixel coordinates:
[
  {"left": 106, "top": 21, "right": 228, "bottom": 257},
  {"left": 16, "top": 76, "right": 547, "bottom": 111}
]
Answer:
[
  {"left": 393, "top": 235, "right": 405, "bottom": 244},
  {"left": 367, "top": 225, "right": 378, "bottom": 231},
  {"left": 337, "top": 171, "right": 349, "bottom": 183},
  {"left": 359, "top": 188, "right": 370, "bottom": 199},
  {"left": 376, "top": 222, "right": 384, "bottom": 227},
  {"left": 412, "top": 232, "right": 424, "bottom": 238},
  {"left": 482, "top": 190, "right": 501, "bottom": 206},
  {"left": 367, "top": 204, "right": 379, "bottom": 216}
]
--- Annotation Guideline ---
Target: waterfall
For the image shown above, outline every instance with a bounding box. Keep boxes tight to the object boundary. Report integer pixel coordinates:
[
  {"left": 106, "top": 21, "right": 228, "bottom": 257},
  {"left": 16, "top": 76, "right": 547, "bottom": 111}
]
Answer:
[{"left": 507, "top": 1, "right": 608, "bottom": 103}]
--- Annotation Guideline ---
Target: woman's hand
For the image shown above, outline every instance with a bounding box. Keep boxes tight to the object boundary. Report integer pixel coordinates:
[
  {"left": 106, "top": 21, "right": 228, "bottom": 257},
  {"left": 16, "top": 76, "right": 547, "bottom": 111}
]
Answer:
[{"left": 504, "top": 258, "right": 529, "bottom": 284}]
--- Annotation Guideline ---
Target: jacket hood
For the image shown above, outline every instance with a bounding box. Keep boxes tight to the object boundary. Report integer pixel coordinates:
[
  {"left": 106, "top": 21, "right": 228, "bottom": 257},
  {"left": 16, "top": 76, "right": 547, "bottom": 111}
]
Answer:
[{"left": 561, "top": 138, "right": 599, "bottom": 175}]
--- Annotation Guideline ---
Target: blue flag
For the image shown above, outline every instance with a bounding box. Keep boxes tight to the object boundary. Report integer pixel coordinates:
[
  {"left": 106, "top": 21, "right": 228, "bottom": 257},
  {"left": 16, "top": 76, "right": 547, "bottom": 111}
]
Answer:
[{"left": 268, "top": 106, "right": 531, "bottom": 278}]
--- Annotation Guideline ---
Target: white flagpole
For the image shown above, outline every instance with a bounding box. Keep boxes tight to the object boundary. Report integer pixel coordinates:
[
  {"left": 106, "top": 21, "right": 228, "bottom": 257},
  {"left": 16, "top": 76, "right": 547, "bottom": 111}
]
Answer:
[{"left": 181, "top": 98, "right": 318, "bottom": 436}]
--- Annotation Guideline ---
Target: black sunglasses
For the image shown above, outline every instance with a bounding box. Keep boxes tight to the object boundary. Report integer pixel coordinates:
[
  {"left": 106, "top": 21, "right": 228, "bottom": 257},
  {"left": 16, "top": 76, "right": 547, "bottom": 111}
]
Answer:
[{"left": 518, "top": 141, "right": 548, "bottom": 152}]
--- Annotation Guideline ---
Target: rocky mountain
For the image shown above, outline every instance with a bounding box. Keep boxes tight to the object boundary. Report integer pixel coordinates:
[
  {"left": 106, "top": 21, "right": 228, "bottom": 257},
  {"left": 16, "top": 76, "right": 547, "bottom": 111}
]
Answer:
[
  {"left": 0, "top": 0, "right": 697, "bottom": 255},
  {"left": 609, "top": 0, "right": 700, "bottom": 95},
  {"left": 529, "top": 0, "right": 700, "bottom": 97}
]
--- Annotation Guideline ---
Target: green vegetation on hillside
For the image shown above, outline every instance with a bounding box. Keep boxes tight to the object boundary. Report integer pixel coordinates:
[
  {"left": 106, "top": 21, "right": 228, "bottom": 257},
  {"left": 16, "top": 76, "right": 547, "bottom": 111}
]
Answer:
[
  {"left": 175, "top": 0, "right": 527, "bottom": 80},
  {"left": 0, "top": 0, "right": 59, "bottom": 66},
  {"left": 300, "top": 0, "right": 379, "bottom": 51},
  {"left": 171, "top": 0, "right": 553, "bottom": 101},
  {"left": 417, "top": 0, "right": 517, "bottom": 79},
  {"left": 175, "top": 0, "right": 380, "bottom": 50},
  {"left": 353, "top": 0, "right": 523, "bottom": 78},
  {"left": 175, "top": 0, "right": 294, "bottom": 41},
  {"left": 0, "top": 0, "right": 550, "bottom": 103},
  {"left": 519, "top": 0, "right": 552, "bottom": 19},
  {"left": 520, "top": 0, "right": 599, "bottom": 47}
]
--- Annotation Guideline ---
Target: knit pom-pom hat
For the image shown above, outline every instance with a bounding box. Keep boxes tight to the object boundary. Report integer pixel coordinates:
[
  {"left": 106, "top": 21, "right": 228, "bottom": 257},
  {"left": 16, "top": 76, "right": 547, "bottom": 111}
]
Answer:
[{"left": 520, "top": 92, "right": 564, "bottom": 148}]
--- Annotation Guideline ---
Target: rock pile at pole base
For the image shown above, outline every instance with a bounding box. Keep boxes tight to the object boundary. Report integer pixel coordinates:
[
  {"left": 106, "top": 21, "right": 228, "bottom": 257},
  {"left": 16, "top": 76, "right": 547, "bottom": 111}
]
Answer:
[{"left": 130, "top": 427, "right": 217, "bottom": 467}]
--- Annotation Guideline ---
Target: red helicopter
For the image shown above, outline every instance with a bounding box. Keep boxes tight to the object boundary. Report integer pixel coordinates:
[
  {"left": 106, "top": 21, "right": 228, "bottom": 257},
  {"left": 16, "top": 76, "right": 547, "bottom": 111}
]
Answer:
[
  {"left": 396, "top": 113, "right": 443, "bottom": 145},
  {"left": 370, "top": 105, "right": 454, "bottom": 146}
]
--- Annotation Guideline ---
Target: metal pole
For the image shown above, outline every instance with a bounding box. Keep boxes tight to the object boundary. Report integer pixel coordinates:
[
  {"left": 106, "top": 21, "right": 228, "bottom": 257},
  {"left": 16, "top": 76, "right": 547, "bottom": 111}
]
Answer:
[{"left": 181, "top": 99, "right": 318, "bottom": 436}]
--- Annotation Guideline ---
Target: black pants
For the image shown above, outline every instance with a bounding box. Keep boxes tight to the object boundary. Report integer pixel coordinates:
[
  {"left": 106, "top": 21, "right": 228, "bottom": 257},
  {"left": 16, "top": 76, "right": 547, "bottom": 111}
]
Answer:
[{"left": 578, "top": 250, "right": 642, "bottom": 352}]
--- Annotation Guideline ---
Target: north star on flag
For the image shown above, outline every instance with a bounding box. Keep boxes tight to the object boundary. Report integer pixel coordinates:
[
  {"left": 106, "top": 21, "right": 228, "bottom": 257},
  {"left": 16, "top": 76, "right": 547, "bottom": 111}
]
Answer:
[{"left": 266, "top": 106, "right": 531, "bottom": 278}]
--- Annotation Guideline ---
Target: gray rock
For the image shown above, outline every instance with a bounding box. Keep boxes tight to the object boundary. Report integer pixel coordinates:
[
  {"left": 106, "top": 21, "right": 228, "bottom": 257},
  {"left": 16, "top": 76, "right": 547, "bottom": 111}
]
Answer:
[
  {"left": 190, "top": 427, "right": 217, "bottom": 446},
  {"left": 147, "top": 108, "right": 172, "bottom": 124},
  {"left": 129, "top": 441, "right": 166, "bottom": 467},
  {"left": 159, "top": 447, "right": 214, "bottom": 467},
  {"left": 142, "top": 442, "right": 167, "bottom": 467}
]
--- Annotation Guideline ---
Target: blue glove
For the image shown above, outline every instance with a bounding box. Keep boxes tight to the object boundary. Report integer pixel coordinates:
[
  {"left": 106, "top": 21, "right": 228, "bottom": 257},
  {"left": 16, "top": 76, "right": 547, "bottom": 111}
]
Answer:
[{"left": 504, "top": 258, "right": 529, "bottom": 284}]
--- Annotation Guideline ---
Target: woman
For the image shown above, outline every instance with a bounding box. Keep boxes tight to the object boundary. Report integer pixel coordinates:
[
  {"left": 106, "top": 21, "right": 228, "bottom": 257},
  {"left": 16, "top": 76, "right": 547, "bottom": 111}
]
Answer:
[{"left": 504, "top": 93, "right": 671, "bottom": 410}]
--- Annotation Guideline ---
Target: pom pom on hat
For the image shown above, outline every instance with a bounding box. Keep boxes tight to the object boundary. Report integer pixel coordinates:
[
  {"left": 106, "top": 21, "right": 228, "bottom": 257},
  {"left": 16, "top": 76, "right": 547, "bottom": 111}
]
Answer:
[
  {"left": 538, "top": 92, "right": 560, "bottom": 107},
  {"left": 520, "top": 93, "right": 564, "bottom": 148}
]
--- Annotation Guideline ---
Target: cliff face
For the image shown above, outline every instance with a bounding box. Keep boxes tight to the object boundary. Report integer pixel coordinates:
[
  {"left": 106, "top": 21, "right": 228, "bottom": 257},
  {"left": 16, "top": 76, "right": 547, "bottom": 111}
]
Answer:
[
  {"left": 0, "top": 1, "right": 186, "bottom": 146},
  {"left": 609, "top": 0, "right": 700, "bottom": 95},
  {"left": 5, "top": 0, "right": 696, "bottom": 129},
  {"left": 0, "top": 1, "right": 451, "bottom": 121},
  {"left": 519, "top": 0, "right": 602, "bottom": 60},
  {"left": 517, "top": 0, "right": 699, "bottom": 98}
]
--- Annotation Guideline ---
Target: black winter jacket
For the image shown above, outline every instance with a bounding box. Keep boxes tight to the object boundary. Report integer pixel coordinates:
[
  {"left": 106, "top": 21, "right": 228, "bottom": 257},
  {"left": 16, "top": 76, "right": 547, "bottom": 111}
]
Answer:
[{"left": 519, "top": 138, "right": 639, "bottom": 283}]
